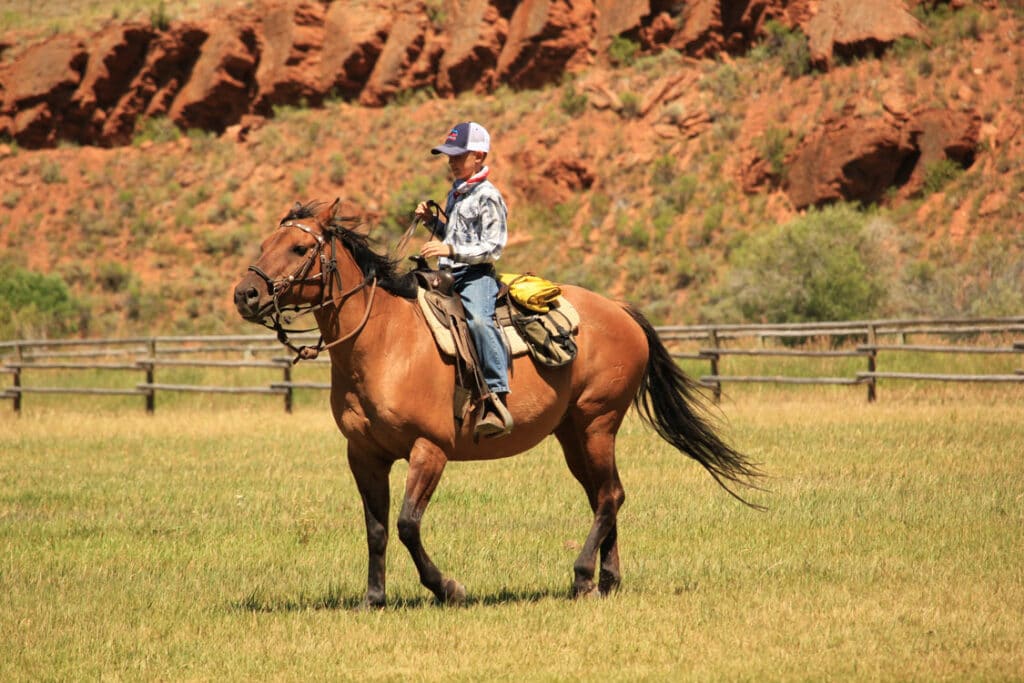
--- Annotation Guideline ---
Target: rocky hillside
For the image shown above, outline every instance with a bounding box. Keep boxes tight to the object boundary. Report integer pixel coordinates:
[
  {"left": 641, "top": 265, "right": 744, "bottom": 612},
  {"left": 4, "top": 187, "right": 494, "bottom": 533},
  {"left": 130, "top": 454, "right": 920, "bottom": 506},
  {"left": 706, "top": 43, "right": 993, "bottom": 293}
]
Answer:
[{"left": 0, "top": 0, "right": 1021, "bottom": 338}]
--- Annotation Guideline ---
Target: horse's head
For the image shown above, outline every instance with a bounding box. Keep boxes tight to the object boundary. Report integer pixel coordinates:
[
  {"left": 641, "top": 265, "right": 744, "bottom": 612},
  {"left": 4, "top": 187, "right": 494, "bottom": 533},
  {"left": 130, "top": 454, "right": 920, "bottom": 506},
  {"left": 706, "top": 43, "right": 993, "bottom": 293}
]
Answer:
[{"left": 233, "top": 199, "right": 348, "bottom": 325}]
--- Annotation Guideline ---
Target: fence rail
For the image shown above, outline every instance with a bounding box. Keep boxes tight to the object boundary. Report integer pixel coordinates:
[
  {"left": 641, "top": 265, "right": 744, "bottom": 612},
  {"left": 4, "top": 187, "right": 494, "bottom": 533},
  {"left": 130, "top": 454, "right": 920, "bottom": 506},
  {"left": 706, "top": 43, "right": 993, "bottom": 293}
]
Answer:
[{"left": 2, "top": 316, "right": 1023, "bottom": 412}]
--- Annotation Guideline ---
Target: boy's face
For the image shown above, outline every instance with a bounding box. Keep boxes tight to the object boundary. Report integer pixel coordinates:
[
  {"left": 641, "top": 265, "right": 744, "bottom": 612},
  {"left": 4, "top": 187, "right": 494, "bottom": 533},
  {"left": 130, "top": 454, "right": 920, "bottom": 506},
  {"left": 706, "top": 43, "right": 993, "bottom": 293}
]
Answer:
[{"left": 447, "top": 151, "right": 486, "bottom": 181}]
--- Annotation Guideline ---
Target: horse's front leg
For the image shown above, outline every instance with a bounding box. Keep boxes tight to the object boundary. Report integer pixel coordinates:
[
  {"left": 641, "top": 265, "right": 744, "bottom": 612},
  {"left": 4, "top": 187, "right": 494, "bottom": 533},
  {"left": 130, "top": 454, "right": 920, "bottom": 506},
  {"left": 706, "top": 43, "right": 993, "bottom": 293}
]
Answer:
[
  {"left": 397, "top": 438, "right": 466, "bottom": 605},
  {"left": 347, "top": 447, "right": 393, "bottom": 608}
]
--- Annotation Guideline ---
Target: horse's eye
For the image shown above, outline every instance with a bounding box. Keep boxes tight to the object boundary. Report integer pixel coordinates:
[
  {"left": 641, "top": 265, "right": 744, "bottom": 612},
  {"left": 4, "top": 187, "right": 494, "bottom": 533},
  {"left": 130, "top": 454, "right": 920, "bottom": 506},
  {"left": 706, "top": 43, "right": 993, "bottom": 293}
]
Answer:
[{"left": 292, "top": 245, "right": 309, "bottom": 256}]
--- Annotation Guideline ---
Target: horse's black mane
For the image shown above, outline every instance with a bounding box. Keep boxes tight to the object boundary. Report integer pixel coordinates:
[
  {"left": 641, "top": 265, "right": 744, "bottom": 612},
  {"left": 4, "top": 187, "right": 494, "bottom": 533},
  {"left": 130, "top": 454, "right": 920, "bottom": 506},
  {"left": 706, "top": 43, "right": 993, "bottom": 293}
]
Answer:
[{"left": 283, "top": 201, "right": 418, "bottom": 298}]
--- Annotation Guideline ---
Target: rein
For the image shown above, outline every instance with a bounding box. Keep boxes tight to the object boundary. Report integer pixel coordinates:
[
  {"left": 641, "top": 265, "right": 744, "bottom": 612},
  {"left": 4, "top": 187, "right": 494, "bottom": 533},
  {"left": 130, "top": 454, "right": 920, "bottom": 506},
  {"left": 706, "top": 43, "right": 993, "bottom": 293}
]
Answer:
[{"left": 248, "top": 219, "right": 377, "bottom": 363}]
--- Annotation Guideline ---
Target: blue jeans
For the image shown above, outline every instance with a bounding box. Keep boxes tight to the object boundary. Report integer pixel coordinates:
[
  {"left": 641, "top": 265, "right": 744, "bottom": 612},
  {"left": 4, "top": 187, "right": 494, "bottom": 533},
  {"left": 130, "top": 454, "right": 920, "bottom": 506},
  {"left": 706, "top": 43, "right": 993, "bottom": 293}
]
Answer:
[{"left": 454, "top": 266, "right": 509, "bottom": 395}]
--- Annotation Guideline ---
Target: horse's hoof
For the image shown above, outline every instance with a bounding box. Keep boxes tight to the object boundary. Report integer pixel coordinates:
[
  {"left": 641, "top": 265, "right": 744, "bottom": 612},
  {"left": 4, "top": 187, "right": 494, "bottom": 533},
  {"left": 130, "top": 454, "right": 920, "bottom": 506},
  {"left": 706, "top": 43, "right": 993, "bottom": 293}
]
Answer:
[
  {"left": 572, "top": 580, "right": 599, "bottom": 599},
  {"left": 598, "top": 572, "right": 621, "bottom": 596},
  {"left": 440, "top": 578, "right": 466, "bottom": 606},
  {"left": 354, "top": 598, "right": 386, "bottom": 612}
]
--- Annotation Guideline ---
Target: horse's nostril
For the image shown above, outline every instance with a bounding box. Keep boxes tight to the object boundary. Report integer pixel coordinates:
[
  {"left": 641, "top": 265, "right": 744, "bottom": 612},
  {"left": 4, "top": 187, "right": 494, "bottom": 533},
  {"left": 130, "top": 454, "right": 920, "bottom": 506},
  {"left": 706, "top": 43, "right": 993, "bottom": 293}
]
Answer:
[{"left": 245, "top": 287, "right": 259, "bottom": 304}]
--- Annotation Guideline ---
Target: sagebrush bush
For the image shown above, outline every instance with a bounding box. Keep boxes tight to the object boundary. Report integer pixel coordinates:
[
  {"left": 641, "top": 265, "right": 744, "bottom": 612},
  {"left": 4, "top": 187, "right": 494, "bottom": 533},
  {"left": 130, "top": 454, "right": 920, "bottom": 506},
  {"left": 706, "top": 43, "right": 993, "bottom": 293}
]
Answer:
[
  {"left": 132, "top": 116, "right": 180, "bottom": 145},
  {"left": 759, "top": 20, "right": 811, "bottom": 78},
  {"left": 921, "top": 158, "right": 963, "bottom": 195},
  {"left": 619, "top": 92, "right": 641, "bottom": 118},
  {"left": 703, "top": 203, "right": 889, "bottom": 323},
  {"left": 559, "top": 84, "right": 588, "bottom": 117},
  {"left": 0, "top": 262, "right": 86, "bottom": 338},
  {"left": 608, "top": 36, "right": 639, "bottom": 67}
]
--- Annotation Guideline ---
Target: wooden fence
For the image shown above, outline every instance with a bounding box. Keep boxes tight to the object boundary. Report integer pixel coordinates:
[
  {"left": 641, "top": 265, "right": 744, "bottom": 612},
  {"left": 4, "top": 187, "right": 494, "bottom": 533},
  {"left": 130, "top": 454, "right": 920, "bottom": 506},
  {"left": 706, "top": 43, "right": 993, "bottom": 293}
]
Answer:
[
  {"left": 1, "top": 317, "right": 1023, "bottom": 413},
  {"left": 659, "top": 316, "right": 1024, "bottom": 403},
  {"left": 0, "top": 334, "right": 327, "bottom": 414}
]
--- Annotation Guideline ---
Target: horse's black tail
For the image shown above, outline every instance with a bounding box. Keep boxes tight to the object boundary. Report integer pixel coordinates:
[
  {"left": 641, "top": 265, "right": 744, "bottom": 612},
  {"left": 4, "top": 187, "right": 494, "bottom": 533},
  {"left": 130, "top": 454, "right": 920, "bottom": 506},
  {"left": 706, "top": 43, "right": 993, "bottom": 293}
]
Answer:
[{"left": 626, "top": 306, "right": 765, "bottom": 509}]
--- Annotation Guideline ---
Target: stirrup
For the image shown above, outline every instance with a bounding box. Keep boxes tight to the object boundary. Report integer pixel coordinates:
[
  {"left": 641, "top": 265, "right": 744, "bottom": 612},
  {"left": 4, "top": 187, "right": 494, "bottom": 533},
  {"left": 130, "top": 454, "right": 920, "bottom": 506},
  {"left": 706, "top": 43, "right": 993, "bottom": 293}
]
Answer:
[{"left": 474, "top": 395, "right": 513, "bottom": 439}]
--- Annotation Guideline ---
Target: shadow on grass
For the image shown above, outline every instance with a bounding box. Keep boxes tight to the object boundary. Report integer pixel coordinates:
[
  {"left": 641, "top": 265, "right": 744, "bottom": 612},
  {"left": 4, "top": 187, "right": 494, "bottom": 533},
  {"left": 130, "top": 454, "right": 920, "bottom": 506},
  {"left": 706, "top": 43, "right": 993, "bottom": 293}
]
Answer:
[{"left": 230, "top": 584, "right": 568, "bottom": 612}]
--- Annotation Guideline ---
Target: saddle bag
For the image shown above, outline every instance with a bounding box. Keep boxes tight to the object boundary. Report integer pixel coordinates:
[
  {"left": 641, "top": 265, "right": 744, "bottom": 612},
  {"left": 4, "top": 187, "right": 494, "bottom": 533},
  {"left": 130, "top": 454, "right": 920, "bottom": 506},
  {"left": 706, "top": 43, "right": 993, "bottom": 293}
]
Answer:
[{"left": 511, "top": 308, "right": 577, "bottom": 367}]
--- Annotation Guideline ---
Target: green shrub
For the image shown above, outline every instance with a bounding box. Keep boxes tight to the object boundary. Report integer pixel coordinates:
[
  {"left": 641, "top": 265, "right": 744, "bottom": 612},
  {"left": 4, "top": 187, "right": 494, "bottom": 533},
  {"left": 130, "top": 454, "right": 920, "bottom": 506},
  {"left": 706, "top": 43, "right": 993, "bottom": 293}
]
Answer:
[
  {"left": 619, "top": 92, "right": 641, "bottom": 118},
  {"left": 0, "top": 262, "right": 85, "bottom": 338},
  {"left": 425, "top": 0, "right": 446, "bottom": 28},
  {"left": 701, "top": 63, "right": 742, "bottom": 101},
  {"left": 381, "top": 174, "right": 449, "bottom": 242},
  {"left": 650, "top": 155, "right": 676, "bottom": 186},
  {"left": 96, "top": 261, "right": 134, "bottom": 293},
  {"left": 701, "top": 203, "right": 724, "bottom": 242},
  {"left": 617, "top": 213, "right": 648, "bottom": 249},
  {"left": 756, "top": 127, "right": 790, "bottom": 178},
  {"left": 921, "top": 158, "right": 963, "bottom": 195},
  {"left": 124, "top": 282, "right": 167, "bottom": 323},
  {"left": 894, "top": 236, "right": 1024, "bottom": 317},
  {"left": 559, "top": 84, "right": 588, "bottom": 117},
  {"left": 198, "top": 224, "right": 252, "bottom": 256},
  {"left": 711, "top": 114, "right": 741, "bottom": 143},
  {"left": 759, "top": 20, "right": 811, "bottom": 78},
  {"left": 2, "top": 190, "right": 21, "bottom": 208},
  {"left": 206, "top": 193, "right": 238, "bottom": 224},
  {"left": 291, "top": 169, "right": 311, "bottom": 195},
  {"left": 588, "top": 192, "right": 611, "bottom": 228},
  {"left": 703, "top": 203, "right": 889, "bottom": 323},
  {"left": 667, "top": 174, "right": 698, "bottom": 213},
  {"left": 608, "top": 36, "right": 640, "bottom": 67},
  {"left": 328, "top": 153, "right": 346, "bottom": 185},
  {"left": 133, "top": 117, "right": 181, "bottom": 145},
  {"left": 40, "top": 160, "right": 66, "bottom": 184},
  {"left": 150, "top": 0, "right": 171, "bottom": 31}
]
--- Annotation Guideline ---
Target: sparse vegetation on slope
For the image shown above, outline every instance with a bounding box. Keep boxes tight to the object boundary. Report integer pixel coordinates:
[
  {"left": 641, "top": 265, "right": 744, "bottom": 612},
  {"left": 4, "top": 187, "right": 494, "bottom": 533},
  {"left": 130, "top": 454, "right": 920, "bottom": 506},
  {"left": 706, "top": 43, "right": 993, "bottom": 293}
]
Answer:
[{"left": 0, "top": 2, "right": 1022, "bottom": 339}]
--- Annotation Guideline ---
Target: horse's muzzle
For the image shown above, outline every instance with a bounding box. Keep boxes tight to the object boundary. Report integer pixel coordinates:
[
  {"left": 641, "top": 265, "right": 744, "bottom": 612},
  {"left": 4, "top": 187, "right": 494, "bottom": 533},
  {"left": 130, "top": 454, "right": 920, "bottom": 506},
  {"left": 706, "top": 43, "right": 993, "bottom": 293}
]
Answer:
[{"left": 233, "top": 275, "right": 266, "bottom": 321}]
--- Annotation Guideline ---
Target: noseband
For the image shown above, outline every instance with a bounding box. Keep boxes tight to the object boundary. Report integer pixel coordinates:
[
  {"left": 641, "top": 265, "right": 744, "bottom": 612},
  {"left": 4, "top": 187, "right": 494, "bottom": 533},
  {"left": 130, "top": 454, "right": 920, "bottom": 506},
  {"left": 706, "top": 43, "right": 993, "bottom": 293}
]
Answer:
[{"left": 248, "top": 219, "right": 377, "bottom": 363}]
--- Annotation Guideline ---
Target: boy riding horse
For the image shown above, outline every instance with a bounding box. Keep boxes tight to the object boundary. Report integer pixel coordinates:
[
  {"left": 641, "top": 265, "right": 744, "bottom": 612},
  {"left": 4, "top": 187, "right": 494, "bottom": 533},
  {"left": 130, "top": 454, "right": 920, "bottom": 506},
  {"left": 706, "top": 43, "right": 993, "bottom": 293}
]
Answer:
[{"left": 415, "top": 121, "right": 512, "bottom": 439}]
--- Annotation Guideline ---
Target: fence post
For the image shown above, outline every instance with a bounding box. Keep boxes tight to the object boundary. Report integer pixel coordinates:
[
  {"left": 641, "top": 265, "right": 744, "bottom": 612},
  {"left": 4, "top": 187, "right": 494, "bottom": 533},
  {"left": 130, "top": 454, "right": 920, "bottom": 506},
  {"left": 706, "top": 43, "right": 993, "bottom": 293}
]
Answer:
[
  {"left": 709, "top": 328, "right": 721, "bottom": 404},
  {"left": 140, "top": 361, "right": 155, "bottom": 414},
  {"left": 145, "top": 339, "right": 157, "bottom": 413},
  {"left": 13, "top": 343, "right": 22, "bottom": 414},
  {"left": 283, "top": 363, "right": 293, "bottom": 414},
  {"left": 866, "top": 324, "right": 877, "bottom": 403},
  {"left": 866, "top": 350, "right": 877, "bottom": 403},
  {"left": 12, "top": 365, "right": 21, "bottom": 414}
]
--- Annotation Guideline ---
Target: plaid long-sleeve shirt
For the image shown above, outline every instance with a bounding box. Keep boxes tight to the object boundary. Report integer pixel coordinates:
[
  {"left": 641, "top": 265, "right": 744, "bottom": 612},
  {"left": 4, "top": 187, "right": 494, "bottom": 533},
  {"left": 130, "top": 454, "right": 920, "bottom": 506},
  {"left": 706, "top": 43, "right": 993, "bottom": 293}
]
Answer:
[{"left": 434, "top": 172, "right": 508, "bottom": 269}]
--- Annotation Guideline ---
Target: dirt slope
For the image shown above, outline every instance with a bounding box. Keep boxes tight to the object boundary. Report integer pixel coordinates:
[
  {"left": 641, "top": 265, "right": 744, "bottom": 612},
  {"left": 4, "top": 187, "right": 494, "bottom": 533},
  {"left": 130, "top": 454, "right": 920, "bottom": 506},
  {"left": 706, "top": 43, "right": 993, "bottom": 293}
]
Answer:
[{"left": 0, "top": 1, "right": 1021, "bottom": 336}]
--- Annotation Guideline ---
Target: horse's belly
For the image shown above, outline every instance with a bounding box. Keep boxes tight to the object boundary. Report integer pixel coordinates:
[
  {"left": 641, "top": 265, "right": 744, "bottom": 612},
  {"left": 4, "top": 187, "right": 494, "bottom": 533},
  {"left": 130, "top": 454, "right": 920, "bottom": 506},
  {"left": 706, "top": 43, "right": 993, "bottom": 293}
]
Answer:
[{"left": 448, "top": 393, "right": 568, "bottom": 461}]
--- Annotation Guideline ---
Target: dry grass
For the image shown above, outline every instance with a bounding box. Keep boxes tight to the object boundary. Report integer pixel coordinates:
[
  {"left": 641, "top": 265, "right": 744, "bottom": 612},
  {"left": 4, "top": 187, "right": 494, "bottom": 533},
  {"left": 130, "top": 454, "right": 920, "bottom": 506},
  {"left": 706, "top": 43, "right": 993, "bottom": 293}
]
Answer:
[
  {"left": 0, "top": 0, "right": 232, "bottom": 39},
  {"left": 2, "top": 396, "right": 1022, "bottom": 679}
]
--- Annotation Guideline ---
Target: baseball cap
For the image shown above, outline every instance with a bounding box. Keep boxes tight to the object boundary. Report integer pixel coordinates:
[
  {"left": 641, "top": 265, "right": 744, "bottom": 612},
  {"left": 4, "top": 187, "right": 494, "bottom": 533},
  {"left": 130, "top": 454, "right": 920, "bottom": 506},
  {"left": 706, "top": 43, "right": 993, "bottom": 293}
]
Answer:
[{"left": 431, "top": 121, "right": 490, "bottom": 155}]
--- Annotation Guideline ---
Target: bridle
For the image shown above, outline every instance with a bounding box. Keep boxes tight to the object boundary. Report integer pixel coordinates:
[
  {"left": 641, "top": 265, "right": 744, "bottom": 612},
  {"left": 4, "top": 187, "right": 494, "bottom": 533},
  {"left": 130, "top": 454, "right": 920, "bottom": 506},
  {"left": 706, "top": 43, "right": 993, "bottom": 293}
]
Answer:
[{"left": 247, "top": 218, "right": 377, "bottom": 363}]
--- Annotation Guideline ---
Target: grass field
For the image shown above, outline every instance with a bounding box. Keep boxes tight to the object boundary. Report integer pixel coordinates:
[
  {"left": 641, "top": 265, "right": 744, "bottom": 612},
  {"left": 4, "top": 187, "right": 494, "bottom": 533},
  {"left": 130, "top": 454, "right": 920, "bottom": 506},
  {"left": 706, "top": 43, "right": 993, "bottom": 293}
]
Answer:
[{"left": 2, "top": 395, "right": 1022, "bottom": 680}]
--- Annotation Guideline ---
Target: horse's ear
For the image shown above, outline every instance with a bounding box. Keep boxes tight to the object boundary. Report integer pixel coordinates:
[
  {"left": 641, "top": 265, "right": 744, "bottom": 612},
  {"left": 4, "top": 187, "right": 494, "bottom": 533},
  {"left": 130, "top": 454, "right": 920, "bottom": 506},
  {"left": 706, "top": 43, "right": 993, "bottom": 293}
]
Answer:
[{"left": 327, "top": 197, "right": 342, "bottom": 221}]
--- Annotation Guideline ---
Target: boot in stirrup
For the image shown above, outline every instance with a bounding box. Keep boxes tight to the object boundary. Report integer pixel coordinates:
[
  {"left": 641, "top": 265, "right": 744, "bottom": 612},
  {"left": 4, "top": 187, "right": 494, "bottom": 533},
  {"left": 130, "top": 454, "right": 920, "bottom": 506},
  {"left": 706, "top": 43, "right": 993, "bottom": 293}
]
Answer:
[{"left": 474, "top": 393, "right": 513, "bottom": 439}]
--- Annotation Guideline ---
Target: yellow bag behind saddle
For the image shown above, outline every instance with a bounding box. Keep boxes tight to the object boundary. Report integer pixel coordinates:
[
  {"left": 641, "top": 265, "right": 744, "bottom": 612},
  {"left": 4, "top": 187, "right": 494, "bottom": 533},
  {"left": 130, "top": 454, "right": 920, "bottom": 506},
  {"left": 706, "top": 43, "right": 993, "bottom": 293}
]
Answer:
[{"left": 498, "top": 272, "right": 561, "bottom": 313}]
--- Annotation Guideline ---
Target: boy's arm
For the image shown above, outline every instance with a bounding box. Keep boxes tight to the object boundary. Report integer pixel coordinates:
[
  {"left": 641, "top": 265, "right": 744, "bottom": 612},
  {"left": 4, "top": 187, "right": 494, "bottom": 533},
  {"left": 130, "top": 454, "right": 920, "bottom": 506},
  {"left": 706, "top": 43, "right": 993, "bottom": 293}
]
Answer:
[{"left": 414, "top": 200, "right": 447, "bottom": 238}]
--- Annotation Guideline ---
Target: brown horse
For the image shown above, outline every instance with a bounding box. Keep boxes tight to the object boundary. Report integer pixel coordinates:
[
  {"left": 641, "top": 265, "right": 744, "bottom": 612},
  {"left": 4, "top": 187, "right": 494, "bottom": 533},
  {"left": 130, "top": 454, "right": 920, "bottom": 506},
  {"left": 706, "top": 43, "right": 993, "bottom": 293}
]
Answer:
[{"left": 233, "top": 200, "right": 760, "bottom": 607}]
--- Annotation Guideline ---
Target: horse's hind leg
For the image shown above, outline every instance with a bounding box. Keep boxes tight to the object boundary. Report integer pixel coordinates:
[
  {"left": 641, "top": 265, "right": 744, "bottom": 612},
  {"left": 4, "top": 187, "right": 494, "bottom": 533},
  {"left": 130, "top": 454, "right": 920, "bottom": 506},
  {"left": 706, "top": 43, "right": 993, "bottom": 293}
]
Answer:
[
  {"left": 555, "top": 415, "right": 626, "bottom": 598},
  {"left": 396, "top": 438, "right": 466, "bottom": 605}
]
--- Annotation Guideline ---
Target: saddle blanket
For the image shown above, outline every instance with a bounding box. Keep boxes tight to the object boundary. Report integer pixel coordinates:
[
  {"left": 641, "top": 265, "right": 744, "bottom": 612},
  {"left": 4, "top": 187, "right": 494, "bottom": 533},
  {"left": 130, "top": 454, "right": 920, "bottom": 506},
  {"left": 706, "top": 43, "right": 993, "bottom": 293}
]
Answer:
[{"left": 417, "top": 288, "right": 580, "bottom": 359}]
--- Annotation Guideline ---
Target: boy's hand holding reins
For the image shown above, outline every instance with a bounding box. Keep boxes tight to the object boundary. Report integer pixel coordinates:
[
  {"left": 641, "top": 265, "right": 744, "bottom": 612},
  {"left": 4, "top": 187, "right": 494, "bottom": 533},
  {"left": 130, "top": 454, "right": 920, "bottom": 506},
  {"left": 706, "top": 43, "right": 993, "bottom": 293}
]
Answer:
[
  {"left": 414, "top": 201, "right": 434, "bottom": 221},
  {"left": 420, "top": 239, "right": 453, "bottom": 259}
]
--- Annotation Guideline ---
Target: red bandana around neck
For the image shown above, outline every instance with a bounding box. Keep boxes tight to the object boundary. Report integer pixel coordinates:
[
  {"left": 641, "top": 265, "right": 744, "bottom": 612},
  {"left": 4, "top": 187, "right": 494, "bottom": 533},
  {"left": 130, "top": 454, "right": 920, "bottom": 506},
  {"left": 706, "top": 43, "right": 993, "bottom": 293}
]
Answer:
[{"left": 455, "top": 166, "right": 490, "bottom": 194}]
